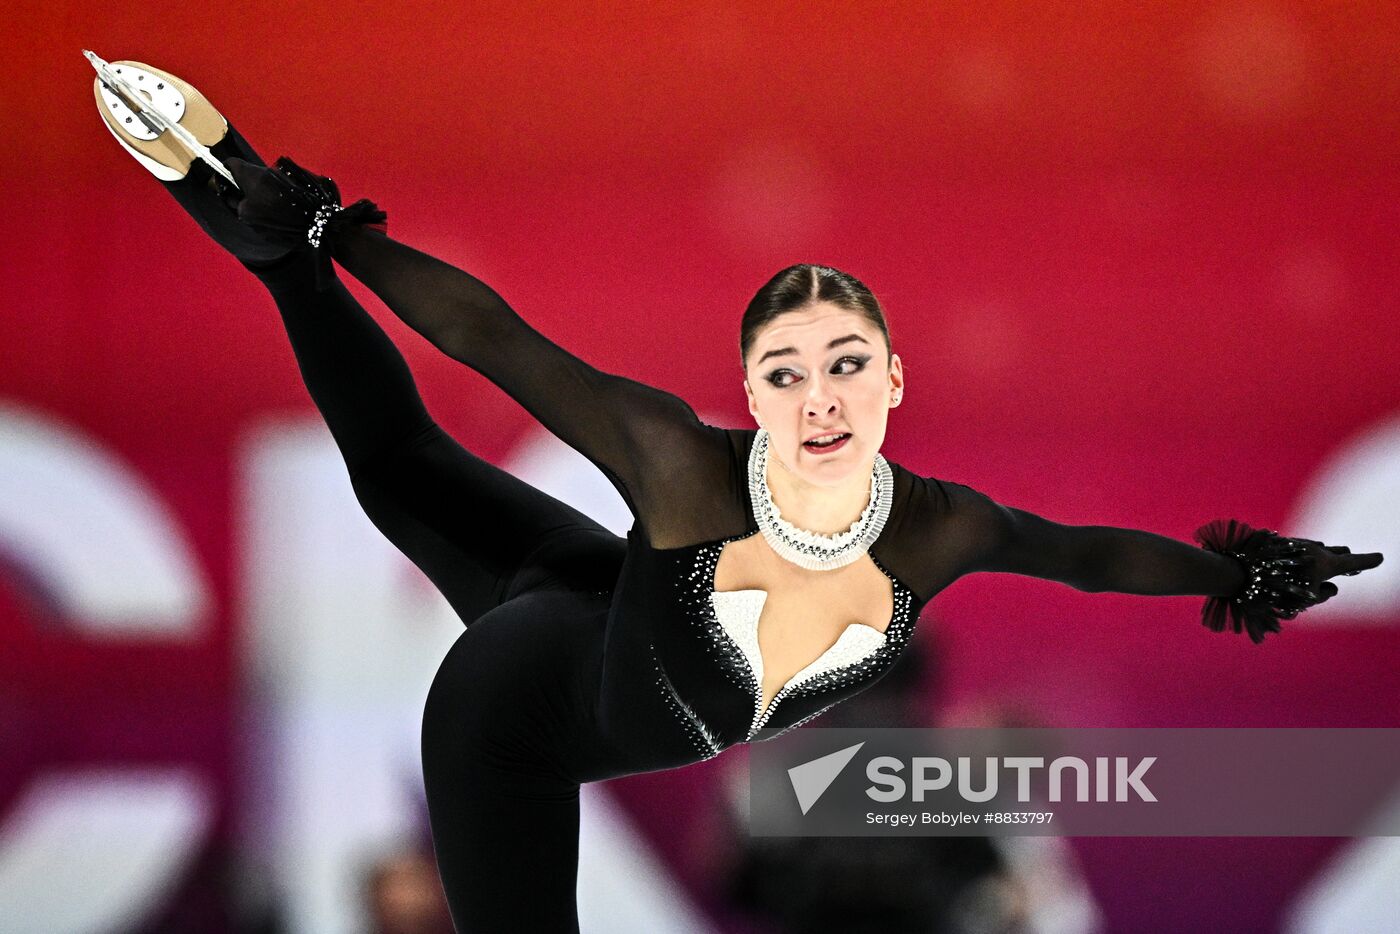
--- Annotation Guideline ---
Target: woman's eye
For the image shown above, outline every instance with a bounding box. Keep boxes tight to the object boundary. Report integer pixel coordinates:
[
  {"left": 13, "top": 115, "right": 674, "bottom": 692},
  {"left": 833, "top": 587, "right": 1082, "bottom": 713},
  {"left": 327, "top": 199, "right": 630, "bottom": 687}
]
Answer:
[
  {"left": 833, "top": 355, "right": 869, "bottom": 374},
  {"left": 766, "top": 356, "right": 868, "bottom": 388},
  {"left": 766, "top": 370, "right": 798, "bottom": 388}
]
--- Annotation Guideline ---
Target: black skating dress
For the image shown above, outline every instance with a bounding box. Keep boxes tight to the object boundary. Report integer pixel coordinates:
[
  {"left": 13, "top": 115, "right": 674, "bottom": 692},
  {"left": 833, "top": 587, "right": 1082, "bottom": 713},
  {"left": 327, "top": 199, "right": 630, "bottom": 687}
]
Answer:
[{"left": 245, "top": 217, "right": 1257, "bottom": 933}]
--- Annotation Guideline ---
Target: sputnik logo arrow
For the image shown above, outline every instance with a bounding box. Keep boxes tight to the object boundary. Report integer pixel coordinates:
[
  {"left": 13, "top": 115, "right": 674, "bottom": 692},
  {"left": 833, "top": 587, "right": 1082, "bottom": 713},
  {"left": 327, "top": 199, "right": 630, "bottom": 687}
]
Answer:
[{"left": 788, "top": 742, "right": 865, "bottom": 815}]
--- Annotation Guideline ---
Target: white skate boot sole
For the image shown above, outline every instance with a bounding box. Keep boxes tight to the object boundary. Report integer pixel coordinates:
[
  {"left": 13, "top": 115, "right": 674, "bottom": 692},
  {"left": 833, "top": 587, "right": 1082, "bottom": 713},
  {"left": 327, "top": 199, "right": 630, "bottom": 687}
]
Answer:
[{"left": 86, "top": 52, "right": 232, "bottom": 184}]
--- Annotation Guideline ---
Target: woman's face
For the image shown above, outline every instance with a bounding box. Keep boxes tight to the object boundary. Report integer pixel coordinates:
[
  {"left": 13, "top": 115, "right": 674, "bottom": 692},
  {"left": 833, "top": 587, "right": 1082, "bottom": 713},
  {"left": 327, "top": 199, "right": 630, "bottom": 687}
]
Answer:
[{"left": 743, "top": 302, "right": 904, "bottom": 488}]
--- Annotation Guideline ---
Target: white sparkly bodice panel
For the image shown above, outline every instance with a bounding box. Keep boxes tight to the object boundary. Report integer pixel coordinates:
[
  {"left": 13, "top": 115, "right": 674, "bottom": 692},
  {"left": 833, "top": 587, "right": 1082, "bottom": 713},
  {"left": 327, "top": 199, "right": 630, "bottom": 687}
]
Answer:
[{"left": 709, "top": 588, "right": 887, "bottom": 733}]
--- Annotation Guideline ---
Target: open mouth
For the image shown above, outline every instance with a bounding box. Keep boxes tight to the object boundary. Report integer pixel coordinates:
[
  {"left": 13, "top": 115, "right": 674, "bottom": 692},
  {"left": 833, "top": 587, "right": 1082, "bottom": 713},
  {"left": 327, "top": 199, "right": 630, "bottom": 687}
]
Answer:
[{"left": 803, "top": 432, "right": 851, "bottom": 453}]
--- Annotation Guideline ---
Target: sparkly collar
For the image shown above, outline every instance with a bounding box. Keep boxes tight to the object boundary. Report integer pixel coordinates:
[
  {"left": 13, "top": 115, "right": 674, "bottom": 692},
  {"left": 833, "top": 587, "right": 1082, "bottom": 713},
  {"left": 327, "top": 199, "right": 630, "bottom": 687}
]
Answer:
[{"left": 747, "top": 428, "right": 893, "bottom": 571}]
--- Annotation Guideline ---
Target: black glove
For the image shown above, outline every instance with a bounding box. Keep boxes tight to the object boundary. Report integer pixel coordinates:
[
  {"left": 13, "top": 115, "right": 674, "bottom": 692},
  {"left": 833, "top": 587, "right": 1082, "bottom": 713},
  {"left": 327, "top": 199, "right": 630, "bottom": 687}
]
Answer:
[{"left": 1195, "top": 518, "right": 1384, "bottom": 643}]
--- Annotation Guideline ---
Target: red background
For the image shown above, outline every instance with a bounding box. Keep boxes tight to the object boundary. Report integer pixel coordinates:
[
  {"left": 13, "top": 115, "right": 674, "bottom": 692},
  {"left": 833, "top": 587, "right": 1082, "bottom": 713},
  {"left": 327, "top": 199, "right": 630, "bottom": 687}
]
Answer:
[{"left": 4, "top": 2, "right": 1398, "bottom": 931}]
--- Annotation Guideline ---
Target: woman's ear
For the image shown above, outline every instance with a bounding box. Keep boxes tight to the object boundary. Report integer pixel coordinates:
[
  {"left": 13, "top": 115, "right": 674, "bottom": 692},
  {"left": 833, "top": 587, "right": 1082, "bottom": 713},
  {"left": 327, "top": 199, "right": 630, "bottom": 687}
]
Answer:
[{"left": 888, "top": 353, "right": 905, "bottom": 406}]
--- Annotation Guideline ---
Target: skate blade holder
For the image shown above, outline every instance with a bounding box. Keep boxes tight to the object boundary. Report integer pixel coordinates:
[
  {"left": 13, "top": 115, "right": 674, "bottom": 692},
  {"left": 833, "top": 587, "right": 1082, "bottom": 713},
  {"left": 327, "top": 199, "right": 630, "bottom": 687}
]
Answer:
[{"left": 87, "top": 54, "right": 231, "bottom": 183}]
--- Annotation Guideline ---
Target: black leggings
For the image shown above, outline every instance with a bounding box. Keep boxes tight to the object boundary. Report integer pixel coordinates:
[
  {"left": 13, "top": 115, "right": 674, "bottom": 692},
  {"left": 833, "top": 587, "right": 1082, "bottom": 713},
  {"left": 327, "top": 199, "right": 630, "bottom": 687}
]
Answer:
[{"left": 259, "top": 264, "right": 626, "bottom": 932}]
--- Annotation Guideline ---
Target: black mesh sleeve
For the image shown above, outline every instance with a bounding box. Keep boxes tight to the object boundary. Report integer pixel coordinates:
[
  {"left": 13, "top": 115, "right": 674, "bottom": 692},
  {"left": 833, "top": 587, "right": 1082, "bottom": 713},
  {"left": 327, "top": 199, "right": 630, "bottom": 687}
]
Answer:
[
  {"left": 330, "top": 227, "right": 741, "bottom": 550},
  {"left": 934, "top": 480, "right": 1246, "bottom": 597}
]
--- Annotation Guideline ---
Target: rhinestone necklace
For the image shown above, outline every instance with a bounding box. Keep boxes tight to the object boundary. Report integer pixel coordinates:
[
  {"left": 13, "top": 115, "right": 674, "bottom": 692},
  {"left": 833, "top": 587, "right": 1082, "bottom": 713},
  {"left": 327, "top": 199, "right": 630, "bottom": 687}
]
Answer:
[{"left": 747, "top": 428, "right": 892, "bottom": 571}]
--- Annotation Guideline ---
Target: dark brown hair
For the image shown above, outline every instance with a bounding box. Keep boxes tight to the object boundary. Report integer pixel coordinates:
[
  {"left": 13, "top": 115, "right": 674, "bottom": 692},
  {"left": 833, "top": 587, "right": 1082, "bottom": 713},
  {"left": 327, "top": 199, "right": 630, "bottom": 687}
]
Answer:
[{"left": 739, "top": 264, "right": 891, "bottom": 370}]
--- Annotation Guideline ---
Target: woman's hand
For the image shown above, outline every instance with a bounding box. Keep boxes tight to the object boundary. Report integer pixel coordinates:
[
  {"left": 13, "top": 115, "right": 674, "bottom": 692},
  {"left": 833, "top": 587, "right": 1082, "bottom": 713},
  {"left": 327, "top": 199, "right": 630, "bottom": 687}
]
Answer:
[
  {"left": 226, "top": 158, "right": 370, "bottom": 242},
  {"left": 224, "top": 156, "right": 387, "bottom": 289},
  {"left": 224, "top": 156, "right": 319, "bottom": 248},
  {"left": 1271, "top": 538, "right": 1384, "bottom": 606},
  {"left": 1195, "top": 519, "right": 1384, "bottom": 643}
]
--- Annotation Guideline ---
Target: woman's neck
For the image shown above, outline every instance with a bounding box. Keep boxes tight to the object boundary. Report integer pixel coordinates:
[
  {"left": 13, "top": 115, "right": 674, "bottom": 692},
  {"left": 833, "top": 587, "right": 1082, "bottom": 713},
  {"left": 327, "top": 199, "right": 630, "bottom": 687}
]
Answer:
[{"left": 764, "top": 449, "right": 873, "bottom": 535}]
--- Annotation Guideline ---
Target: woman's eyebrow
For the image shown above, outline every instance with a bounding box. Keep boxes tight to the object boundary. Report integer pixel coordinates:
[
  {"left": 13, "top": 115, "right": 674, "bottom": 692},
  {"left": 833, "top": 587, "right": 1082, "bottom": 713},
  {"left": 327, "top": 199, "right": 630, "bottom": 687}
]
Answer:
[{"left": 756, "top": 333, "right": 870, "bottom": 365}]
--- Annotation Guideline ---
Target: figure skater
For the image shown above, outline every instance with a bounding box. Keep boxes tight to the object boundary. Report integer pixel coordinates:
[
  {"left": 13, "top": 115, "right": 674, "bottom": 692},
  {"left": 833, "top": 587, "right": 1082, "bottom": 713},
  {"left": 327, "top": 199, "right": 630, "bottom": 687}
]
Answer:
[{"left": 89, "top": 57, "right": 1383, "bottom": 933}]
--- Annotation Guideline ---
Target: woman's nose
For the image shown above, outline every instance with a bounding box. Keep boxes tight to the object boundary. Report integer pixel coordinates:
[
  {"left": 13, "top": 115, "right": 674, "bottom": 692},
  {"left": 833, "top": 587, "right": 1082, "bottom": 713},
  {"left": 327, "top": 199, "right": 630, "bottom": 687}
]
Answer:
[{"left": 804, "top": 376, "right": 838, "bottom": 417}]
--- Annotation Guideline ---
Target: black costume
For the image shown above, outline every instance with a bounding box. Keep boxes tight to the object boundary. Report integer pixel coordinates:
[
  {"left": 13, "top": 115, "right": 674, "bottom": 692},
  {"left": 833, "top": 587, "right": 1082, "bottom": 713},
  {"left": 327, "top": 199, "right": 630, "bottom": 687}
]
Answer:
[
  {"left": 253, "top": 234, "right": 1242, "bottom": 932},
  {"left": 153, "top": 141, "right": 1375, "bottom": 933}
]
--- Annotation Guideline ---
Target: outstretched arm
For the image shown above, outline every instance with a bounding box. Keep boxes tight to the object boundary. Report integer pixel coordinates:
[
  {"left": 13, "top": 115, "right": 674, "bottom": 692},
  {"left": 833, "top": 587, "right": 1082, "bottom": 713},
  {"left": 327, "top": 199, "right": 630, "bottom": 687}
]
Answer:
[
  {"left": 942, "top": 481, "right": 1384, "bottom": 641},
  {"left": 328, "top": 227, "right": 728, "bottom": 541},
  {"left": 333, "top": 227, "right": 568, "bottom": 374},
  {"left": 228, "top": 156, "right": 733, "bottom": 545},
  {"left": 950, "top": 490, "right": 1243, "bottom": 595}
]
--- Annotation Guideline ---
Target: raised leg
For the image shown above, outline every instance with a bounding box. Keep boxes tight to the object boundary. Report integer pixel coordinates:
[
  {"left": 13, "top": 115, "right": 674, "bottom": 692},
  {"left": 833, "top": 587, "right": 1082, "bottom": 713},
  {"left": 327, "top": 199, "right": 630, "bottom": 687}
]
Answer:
[{"left": 255, "top": 261, "right": 625, "bottom": 623}]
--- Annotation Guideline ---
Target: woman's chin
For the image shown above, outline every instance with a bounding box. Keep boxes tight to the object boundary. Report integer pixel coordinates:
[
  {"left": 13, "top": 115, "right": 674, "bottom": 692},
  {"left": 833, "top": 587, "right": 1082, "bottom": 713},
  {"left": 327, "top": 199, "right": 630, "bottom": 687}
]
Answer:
[{"left": 794, "top": 443, "right": 868, "bottom": 482}]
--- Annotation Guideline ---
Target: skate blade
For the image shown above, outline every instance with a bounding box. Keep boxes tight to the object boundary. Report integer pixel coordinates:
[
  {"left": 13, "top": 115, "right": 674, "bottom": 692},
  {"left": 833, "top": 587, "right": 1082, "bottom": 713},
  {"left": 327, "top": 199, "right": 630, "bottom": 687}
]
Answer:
[{"left": 91, "top": 58, "right": 229, "bottom": 181}]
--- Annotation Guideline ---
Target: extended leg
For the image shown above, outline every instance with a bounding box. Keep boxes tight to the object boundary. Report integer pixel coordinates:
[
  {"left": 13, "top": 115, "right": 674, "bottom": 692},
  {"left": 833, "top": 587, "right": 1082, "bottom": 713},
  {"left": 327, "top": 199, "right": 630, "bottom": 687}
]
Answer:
[
  {"left": 258, "top": 260, "right": 624, "bottom": 624},
  {"left": 135, "top": 114, "right": 623, "bottom": 623}
]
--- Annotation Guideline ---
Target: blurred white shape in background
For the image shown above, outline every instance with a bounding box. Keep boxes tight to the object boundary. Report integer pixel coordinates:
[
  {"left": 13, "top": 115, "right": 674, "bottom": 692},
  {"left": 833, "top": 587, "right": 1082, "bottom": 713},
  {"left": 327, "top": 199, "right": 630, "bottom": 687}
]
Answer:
[
  {"left": 238, "top": 421, "right": 462, "bottom": 934},
  {"left": 577, "top": 783, "right": 719, "bottom": 934},
  {"left": 0, "top": 770, "right": 213, "bottom": 934},
  {"left": 0, "top": 404, "right": 210, "bottom": 635},
  {"left": 1284, "top": 788, "right": 1400, "bottom": 934},
  {"left": 993, "top": 836, "right": 1104, "bottom": 934},
  {"left": 1288, "top": 411, "right": 1400, "bottom": 621},
  {"left": 0, "top": 403, "right": 216, "bottom": 933},
  {"left": 1282, "top": 409, "right": 1400, "bottom": 932}
]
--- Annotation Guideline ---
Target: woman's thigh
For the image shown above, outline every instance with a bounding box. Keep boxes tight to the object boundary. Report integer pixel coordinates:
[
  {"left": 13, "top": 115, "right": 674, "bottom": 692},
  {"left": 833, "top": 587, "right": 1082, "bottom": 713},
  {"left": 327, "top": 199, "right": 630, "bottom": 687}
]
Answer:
[{"left": 352, "top": 421, "right": 625, "bottom": 623}]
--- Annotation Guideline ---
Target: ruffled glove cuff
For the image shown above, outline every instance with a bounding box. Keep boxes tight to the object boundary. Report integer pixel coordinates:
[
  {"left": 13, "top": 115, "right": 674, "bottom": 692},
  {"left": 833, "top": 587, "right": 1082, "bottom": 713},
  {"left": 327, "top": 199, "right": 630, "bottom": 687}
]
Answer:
[
  {"left": 1193, "top": 518, "right": 1332, "bottom": 643},
  {"left": 229, "top": 156, "right": 387, "bottom": 290}
]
